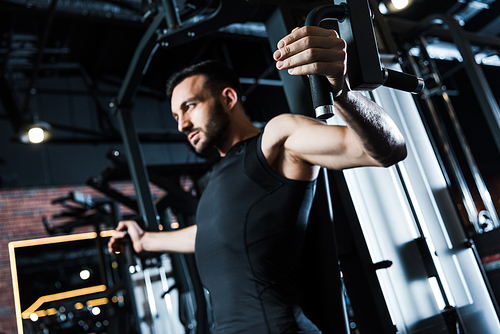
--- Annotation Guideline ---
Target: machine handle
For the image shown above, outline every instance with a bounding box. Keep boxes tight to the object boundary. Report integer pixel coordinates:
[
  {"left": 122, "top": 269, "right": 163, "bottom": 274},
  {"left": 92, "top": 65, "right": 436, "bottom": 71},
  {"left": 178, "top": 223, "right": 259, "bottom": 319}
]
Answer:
[
  {"left": 382, "top": 68, "right": 425, "bottom": 94},
  {"left": 304, "top": 4, "right": 347, "bottom": 120},
  {"left": 309, "top": 75, "right": 336, "bottom": 119}
]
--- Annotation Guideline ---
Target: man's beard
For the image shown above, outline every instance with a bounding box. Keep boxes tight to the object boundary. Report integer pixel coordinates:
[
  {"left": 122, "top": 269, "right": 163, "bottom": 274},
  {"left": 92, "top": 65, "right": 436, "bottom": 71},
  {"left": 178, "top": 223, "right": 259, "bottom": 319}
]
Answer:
[{"left": 193, "top": 99, "right": 230, "bottom": 155}]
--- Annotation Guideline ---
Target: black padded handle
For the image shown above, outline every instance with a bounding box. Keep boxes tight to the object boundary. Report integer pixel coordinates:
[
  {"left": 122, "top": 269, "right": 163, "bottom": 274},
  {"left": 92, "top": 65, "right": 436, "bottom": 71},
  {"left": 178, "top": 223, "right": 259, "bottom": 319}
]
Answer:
[
  {"left": 309, "top": 75, "right": 336, "bottom": 119},
  {"left": 304, "top": 4, "right": 347, "bottom": 119},
  {"left": 383, "top": 68, "right": 425, "bottom": 93}
]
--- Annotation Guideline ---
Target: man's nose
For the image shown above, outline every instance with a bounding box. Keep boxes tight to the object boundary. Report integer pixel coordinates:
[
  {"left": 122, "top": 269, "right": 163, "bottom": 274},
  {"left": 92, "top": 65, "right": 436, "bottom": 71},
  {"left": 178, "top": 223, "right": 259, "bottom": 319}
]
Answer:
[{"left": 178, "top": 114, "right": 192, "bottom": 133}]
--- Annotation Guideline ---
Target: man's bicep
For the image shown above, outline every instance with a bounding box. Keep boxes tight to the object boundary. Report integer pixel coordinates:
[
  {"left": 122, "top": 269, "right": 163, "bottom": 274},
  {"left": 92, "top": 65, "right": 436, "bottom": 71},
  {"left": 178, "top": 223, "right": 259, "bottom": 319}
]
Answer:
[{"left": 285, "top": 120, "right": 381, "bottom": 170}]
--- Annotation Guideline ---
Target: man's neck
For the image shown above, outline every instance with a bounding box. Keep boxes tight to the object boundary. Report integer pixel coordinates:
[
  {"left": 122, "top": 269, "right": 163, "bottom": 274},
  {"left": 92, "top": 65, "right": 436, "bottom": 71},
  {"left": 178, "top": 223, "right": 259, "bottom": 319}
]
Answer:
[{"left": 217, "top": 122, "right": 261, "bottom": 157}]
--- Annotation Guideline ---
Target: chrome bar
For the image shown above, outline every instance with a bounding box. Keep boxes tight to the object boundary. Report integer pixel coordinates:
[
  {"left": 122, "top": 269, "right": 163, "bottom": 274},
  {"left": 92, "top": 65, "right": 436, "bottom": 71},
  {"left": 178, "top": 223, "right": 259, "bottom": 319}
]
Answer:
[
  {"left": 159, "top": 256, "right": 178, "bottom": 334},
  {"left": 144, "top": 268, "right": 159, "bottom": 320},
  {"left": 406, "top": 48, "right": 480, "bottom": 231}
]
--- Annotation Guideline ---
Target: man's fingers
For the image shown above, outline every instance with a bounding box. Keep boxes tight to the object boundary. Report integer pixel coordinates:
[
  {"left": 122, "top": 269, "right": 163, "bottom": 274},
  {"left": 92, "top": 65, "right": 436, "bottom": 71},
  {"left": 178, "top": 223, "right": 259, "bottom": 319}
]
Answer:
[
  {"left": 275, "top": 35, "right": 343, "bottom": 63},
  {"left": 274, "top": 26, "right": 346, "bottom": 78},
  {"left": 275, "top": 38, "right": 327, "bottom": 62},
  {"left": 286, "top": 61, "right": 345, "bottom": 79},
  {"left": 107, "top": 228, "right": 130, "bottom": 256},
  {"left": 277, "top": 48, "right": 345, "bottom": 71},
  {"left": 115, "top": 220, "right": 135, "bottom": 232},
  {"left": 108, "top": 220, "right": 145, "bottom": 255},
  {"left": 116, "top": 230, "right": 128, "bottom": 239},
  {"left": 108, "top": 237, "right": 125, "bottom": 256},
  {"left": 109, "top": 230, "right": 128, "bottom": 241},
  {"left": 278, "top": 26, "right": 337, "bottom": 51}
]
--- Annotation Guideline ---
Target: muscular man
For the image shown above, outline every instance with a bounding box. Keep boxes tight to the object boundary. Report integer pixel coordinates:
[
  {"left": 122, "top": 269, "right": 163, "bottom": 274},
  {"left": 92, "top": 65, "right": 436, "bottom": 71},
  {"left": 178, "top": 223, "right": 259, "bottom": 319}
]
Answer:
[{"left": 108, "top": 26, "right": 407, "bottom": 333}]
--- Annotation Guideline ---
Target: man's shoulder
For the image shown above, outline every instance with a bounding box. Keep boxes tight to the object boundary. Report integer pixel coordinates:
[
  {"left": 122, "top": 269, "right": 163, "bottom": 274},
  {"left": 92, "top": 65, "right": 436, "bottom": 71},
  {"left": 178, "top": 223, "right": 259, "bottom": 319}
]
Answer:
[
  {"left": 266, "top": 113, "right": 306, "bottom": 127},
  {"left": 263, "top": 113, "right": 307, "bottom": 139},
  {"left": 262, "top": 113, "right": 316, "bottom": 150},
  {"left": 261, "top": 114, "right": 296, "bottom": 152},
  {"left": 261, "top": 114, "right": 321, "bottom": 181}
]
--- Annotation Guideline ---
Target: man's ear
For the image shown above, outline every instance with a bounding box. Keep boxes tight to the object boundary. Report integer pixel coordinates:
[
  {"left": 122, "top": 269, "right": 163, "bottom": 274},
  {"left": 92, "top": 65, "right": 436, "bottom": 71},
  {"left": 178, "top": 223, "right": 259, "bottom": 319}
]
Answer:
[{"left": 221, "top": 87, "right": 239, "bottom": 109}]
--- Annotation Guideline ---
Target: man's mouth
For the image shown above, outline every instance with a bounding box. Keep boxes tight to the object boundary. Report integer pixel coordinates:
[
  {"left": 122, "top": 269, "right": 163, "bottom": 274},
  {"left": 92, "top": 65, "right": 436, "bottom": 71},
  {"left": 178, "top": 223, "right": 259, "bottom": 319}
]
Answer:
[{"left": 188, "top": 131, "right": 200, "bottom": 144}]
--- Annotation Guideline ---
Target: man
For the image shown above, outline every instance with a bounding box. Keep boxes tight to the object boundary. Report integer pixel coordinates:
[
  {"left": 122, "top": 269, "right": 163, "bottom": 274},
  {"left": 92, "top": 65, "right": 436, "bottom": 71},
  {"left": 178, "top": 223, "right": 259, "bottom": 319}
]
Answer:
[{"left": 108, "top": 26, "right": 407, "bottom": 333}]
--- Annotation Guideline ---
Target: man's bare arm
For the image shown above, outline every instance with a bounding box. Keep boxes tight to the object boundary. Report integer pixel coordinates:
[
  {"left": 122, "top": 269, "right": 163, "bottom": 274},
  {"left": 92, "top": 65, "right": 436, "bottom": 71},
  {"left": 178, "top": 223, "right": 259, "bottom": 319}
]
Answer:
[
  {"left": 332, "top": 89, "right": 407, "bottom": 167},
  {"left": 263, "top": 104, "right": 405, "bottom": 180},
  {"left": 262, "top": 26, "right": 406, "bottom": 179},
  {"left": 108, "top": 221, "right": 197, "bottom": 255}
]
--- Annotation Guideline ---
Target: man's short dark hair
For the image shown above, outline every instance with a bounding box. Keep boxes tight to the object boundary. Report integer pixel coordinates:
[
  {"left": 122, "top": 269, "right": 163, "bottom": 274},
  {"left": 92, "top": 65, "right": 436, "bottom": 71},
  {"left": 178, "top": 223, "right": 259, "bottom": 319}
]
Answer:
[{"left": 166, "top": 60, "right": 243, "bottom": 101}]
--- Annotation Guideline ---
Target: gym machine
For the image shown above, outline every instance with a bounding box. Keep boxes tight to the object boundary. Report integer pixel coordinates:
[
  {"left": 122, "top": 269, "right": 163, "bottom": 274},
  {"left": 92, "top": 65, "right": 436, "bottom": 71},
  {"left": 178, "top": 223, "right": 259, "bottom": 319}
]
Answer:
[
  {"left": 106, "top": 0, "right": 500, "bottom": 333},
  {"left": 329, "top": 4, "right": 500, "bottom": 334}
]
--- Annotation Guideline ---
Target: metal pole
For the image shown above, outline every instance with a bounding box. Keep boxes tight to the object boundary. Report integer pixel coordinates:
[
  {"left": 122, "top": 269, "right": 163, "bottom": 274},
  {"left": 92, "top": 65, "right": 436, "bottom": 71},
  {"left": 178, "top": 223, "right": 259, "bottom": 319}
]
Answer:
[{"left": 159, "top": 261, "right": 178, "bottom": 334}]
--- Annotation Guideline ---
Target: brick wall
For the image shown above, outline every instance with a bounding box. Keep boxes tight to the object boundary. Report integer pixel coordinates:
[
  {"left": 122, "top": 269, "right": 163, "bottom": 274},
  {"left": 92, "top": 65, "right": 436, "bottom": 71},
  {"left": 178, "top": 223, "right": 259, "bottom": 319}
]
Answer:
[{"left": 0, "top": 182, "right": 160, "bottom": 334}]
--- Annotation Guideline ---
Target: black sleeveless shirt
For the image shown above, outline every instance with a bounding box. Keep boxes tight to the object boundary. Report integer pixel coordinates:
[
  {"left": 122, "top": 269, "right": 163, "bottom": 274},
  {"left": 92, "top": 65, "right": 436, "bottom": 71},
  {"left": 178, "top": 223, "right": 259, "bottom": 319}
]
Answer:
[{"left": 195, "top": 133, "right": 320, "bottom": 334}]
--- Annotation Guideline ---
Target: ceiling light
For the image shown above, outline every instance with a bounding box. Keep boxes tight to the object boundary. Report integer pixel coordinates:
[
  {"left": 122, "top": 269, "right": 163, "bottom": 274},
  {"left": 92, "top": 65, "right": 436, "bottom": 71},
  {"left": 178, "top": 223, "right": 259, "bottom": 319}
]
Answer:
[
  {"left": 28, "top": 127, "right": 45, "bottom": 143},
  {"left": 379, "top": 2, "right": 389, "bottom": 14},
  {"left": 80, "top": 269, "right": 91, "bottom": 280},
  {"left": 392, "top": 0, "right": 409, "bottom": 10},
  {"left": 19, "top": 121, "right": 52, "bottom": 144},
  {"left": 91, "top": 306, "right": 101, "bottom": 316},
  {"left": 379, "top": 0, "right": 413, "bottom": 13}
]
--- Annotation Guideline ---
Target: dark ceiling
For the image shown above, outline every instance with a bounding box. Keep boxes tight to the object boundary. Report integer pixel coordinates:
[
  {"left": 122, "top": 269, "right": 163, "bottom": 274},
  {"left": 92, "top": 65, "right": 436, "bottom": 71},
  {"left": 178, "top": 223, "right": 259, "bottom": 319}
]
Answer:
[{"left": 1, "top": 0, "right": 499, "bottom": 135}]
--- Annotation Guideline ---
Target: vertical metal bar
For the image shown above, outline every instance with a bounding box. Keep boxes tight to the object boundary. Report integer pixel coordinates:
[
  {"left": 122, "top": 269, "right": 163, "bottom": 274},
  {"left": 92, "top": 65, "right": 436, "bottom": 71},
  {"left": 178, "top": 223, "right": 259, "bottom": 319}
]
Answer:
[
  {"left": 328, "top": 167, "right": 398, "bottom": 334},
  {"left": 159, "top": 263, "right": 178, "bottom": 334},
  {"left": 115, "top": 106, "right": 160, "bottom": 231},
  {"left": 160, "top": 0, "right": 181, "bottom": 28},
  {"left": 265, "top": 7, "right": 314, "bottom": 117},
  {"left": 321, "top": 169, "right": 351, "bottom": 334},
  {"left": 111, "top": 6, "right": 167, "bottom": 232},
  {"left": 420, "top": 28, "right": 500, "bottom": 230},
  {"left": 178, "top": 255, "right": 198, "bottom": 332},
  {"left": 116, "top": 10, "right": 166, "bottom": 105},
  {"left": 143, "top": 268, "right": 158, "bottom": 334},
  {"left": 394, "top": 164, "right": 453, "bottom": 308},
  {"left": 95, "top": 227, "right": 113, "bottom": 288},
  {"left": 368, "top": 0, "right": 399, "bottom": 55},
  {"left": 124, "top": 238, "right": 142, "bottom": 334}
]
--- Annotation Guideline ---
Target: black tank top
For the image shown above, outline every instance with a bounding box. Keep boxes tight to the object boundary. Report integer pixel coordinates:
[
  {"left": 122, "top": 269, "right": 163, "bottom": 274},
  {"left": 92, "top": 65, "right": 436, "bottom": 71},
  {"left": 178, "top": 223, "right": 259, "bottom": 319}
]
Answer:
[{"left": 195, "top": 133, "right": 320, "bottom": 334}]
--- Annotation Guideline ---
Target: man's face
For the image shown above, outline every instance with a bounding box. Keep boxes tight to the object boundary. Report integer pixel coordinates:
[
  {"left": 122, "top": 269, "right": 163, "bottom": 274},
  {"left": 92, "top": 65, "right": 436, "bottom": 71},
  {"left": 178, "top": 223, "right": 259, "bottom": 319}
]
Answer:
[{"left": 171, "top": 75, "right": 230, "bottom": 154}]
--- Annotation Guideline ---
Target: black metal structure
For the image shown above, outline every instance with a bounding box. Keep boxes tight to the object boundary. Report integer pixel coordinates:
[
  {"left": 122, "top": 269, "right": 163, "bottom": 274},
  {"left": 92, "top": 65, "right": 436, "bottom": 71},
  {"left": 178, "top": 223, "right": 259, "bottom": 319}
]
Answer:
[
  {"left": 393, "top": 11, "right": 500, "bottom": 324},
  {"left": 303, "top": 1, "right": 423, "bottom": 119},
  {"left": 111, "top": 0, "right": 259, "bottom": 230}
]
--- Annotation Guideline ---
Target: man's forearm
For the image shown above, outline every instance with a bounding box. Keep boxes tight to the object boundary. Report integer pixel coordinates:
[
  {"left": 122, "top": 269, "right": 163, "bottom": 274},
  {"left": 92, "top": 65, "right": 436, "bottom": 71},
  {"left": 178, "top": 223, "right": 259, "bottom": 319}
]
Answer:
[
  {"left": 142, "top": 225, "right": 197, "bottom": 254},
  {"left": 334, "top": 90, "right": 407, "bottom": 166}
]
